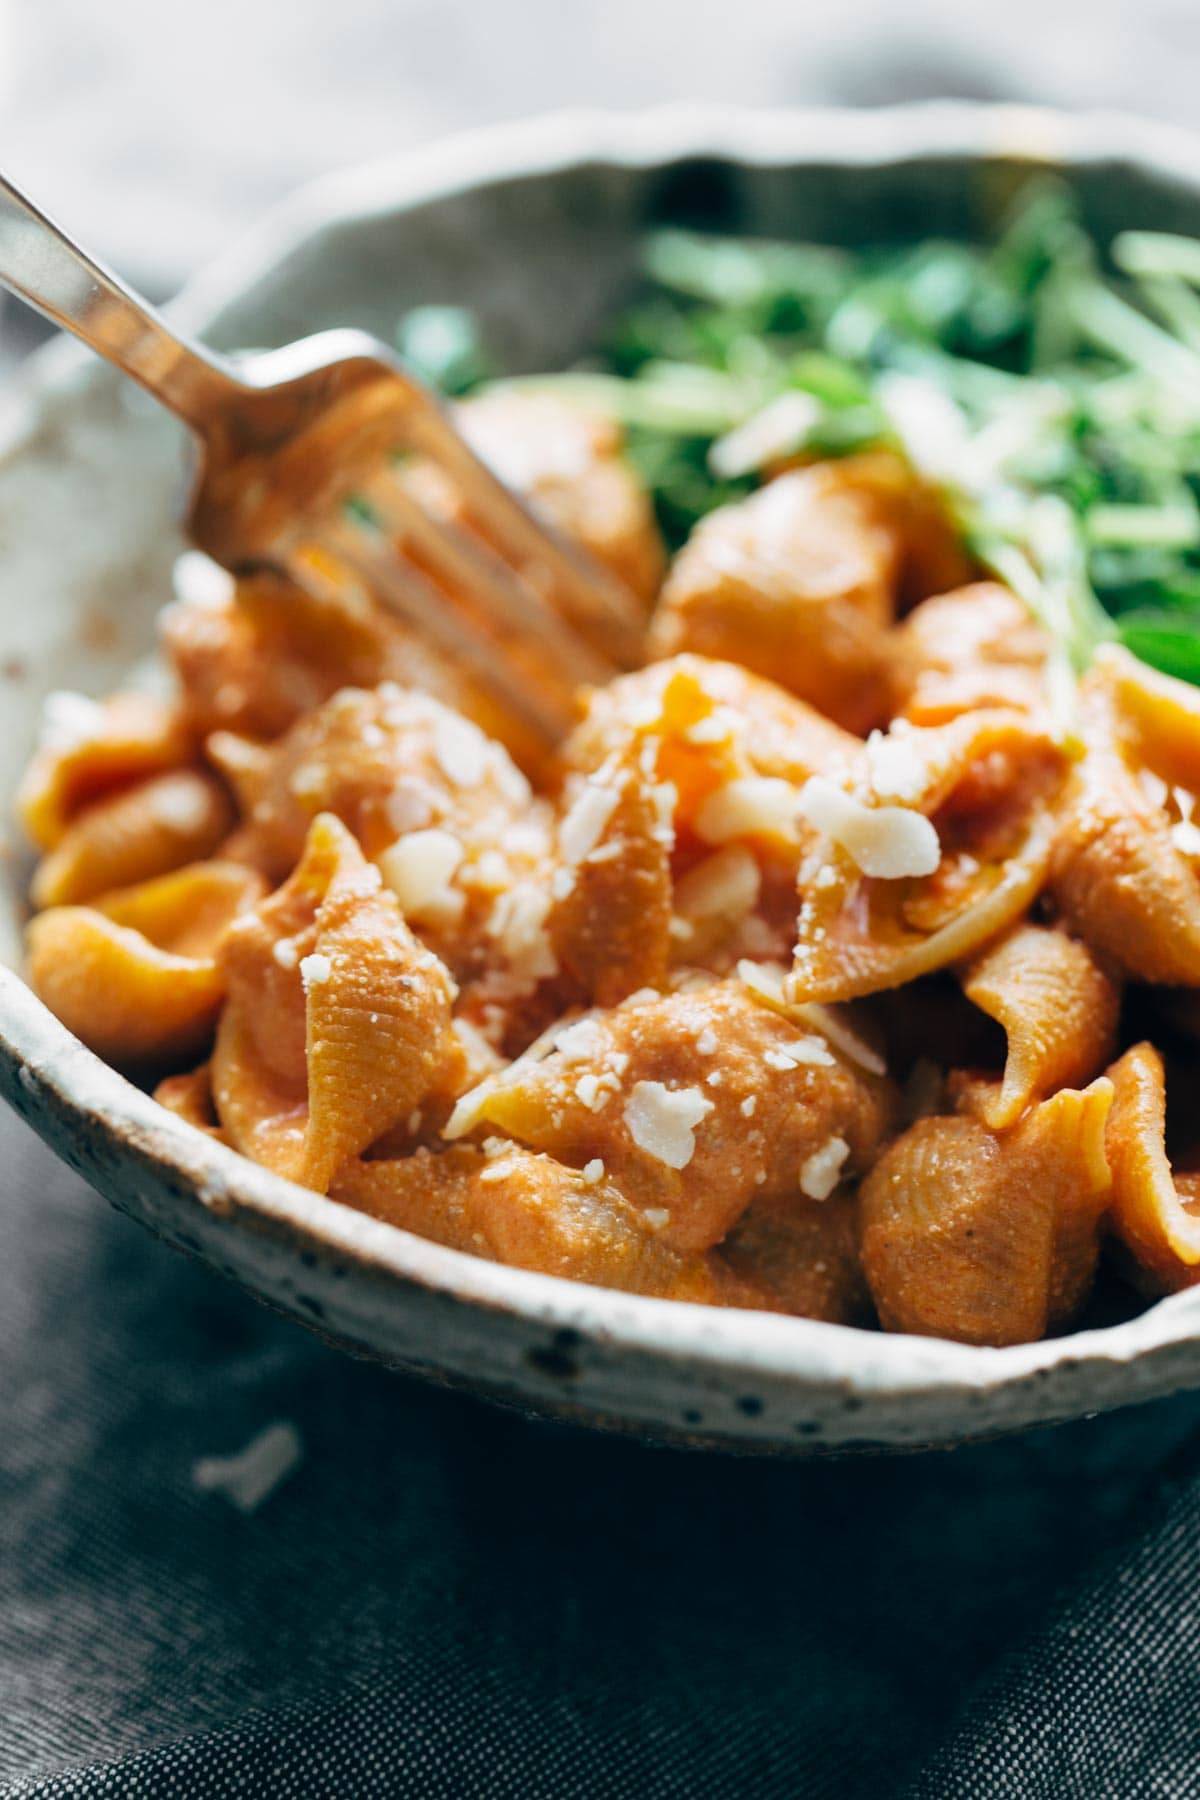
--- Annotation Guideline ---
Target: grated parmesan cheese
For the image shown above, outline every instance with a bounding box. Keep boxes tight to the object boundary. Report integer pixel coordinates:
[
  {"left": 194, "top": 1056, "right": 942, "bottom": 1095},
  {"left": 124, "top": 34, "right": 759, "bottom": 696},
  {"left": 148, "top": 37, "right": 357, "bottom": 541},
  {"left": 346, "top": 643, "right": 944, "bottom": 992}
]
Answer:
[
  {"left": 799, "top": 777, "right": 940, "bottom": 880},
  {"left": 490, "top": 882, "right": 558, "bottom": 985},
  {"left": 576, "top": 1071, "right": 620, "bottom": 1112},
  {"left": 736, "top": 960, "right": 887, "bottom": 1077},
  {"left": 684, "top": 707, "right": 738, "bottom": 746},
  {"left": 673, "top": 844, "right": 760, "bottom": 922},
  {"left": 581, "top": 1158, "right": 605, "bottom": 1185},
  {"left": 272, "top": 937, "right": 299, "bottom": 971},
  {"left": 553, "top": 1016, "right": 606, "bottom": 1063},
  {"left": 736, "top": 958, "right": 793, "bottom": 1011},
  {"left": 433, "top": 713, "right": 489, "bottom": 787},
  {"left": 385, "top": 782, "right": 436, "bottom": 835},
  {"left": 473, "top": 850, "right": 510, "bottom": 891},
  {"left": 649, "top": 782, "right": 679, "bottom": 843},
  {"left": 379, "top": 828, "right": 465, "bottom": 923},
  {"left": 443, "top": 1081, "right": 497, "bottom": 1140},
  {"left": 623, "top": 1082, "right": 713, "bottom": 1169},
  {"left": 862, "top": 727, "right": 927, "bottom": 804},
  {"left": 799, "top": 1136, "right": 850, "bottom": 1200},
  {"left": 148, "top": 774, "right": 214, "bottom": 835},
  {"left": 299, "top": 952, "right": 332, "bottom": 987},
  {"left": 288, "top": 760, "right": 327, "bottom": 803},
  {"left": 694, "top": 777, "right": 803, "bottom": 847},
  {"left": 172, "top": 549, "right": 234, "bottom": 610},
  {"left": 765, "top": 1035, "right": 836, "bottom": 1071},
  {"left": 643, "top": 1207, "right": 671, "bottom": 1232},
  {"left": 560, "top": 779, "right": 621, "bottom": 864}
]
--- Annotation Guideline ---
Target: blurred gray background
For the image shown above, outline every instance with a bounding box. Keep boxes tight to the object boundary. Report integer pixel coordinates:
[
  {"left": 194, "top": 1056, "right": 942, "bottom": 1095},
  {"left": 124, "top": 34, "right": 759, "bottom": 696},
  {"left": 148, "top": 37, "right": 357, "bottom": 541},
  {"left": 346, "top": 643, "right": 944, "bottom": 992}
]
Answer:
[{"left": 4, "top": 0, "right": 1200, "bottom": 320}]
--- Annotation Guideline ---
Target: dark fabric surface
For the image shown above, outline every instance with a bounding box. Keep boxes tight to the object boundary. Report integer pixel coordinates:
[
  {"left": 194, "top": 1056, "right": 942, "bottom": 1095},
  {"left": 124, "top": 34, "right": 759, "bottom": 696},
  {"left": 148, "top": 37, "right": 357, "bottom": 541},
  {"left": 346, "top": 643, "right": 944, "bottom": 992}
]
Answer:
[{"left": 3, "top": 1103, "right": 1200, "bottom": 1798}]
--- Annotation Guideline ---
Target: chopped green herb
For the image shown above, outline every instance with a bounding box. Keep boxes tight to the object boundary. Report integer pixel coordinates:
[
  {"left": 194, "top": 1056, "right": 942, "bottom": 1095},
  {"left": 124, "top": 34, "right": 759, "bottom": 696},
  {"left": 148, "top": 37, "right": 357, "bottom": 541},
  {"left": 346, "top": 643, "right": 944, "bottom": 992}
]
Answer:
[
  {"left": 400, "top": 182, "right": 1200, "bottom": 687},
  {"left": 397, "top": 305, "right": 490, "bottom": 396}
]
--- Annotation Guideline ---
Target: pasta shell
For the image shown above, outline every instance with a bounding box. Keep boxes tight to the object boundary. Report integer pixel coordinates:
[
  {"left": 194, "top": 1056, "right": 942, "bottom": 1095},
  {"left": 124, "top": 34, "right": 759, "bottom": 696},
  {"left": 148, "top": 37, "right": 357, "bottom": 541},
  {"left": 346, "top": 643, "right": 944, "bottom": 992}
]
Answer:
[
  {"left": 27, "top": 862, "right": 263, "bottom": 1070},
  {"left": 163, "top": 569, "right": 478, "bottom": 744},
  {"left": 650, "top": 464, "right": 896, "bottom": 732},
  {"left": 860, "top": 1079, "right": 1113, "bottom": 1345},
  {"left": 891, "top": 583, "right": 1050, "bottom": 725},
  {"left": 212, "top": 813, "right": 456, "bottom": 1192},
  {"left": 566, "top": 655, "right": 858, "bottom": 800},
  {"left": 26, "top": 856, "right": 264, "bottom": 1065},
  {"left": 29, "top": 913, "right": 222, "bottom": 1070},
  {"left": 154, "top": 1063, "right": 226, "bottom": 1140},
  {"left": 649, "top": 454, "right": 966, "bottom": 732},
  {"left": 961, "top": 925, "right": 1121, "bottom": 1129},
  {"left": 812, "top": 448, "right": 973, "bottom": 605},
  {"left": 454, "top": 390, "right": 665, "bottom": 604},
  {"left": 1051, "top": 647, "right": 1200, "bottom": 984},
  {"left": 335, "top": 1144, "right": 734, "bottom": 1303},
  {"left": 30, "top": 770, "right": 235, "bottom": 909},
  {"left": 1106, "top": 1042, "right": 1200, "bottom": 1294},
  {"left": 464, "top": 978, "right": 895, "bottom": 1253},
  {"left": 207, "top": 681, "right": 538, "bottom": 881},
  {"left": 790, "top": 708, "right": 1067, "bottom": 1002},
  {"left": 719, "top": 1192, "right": 873, "bottom": 1324},
  {"left": 95, "top": 859, "right": 267, "bottom": 956},
  {"left": 17, "top": 691, "right": 194, "bottom": 852},
  {"left": 366, "top": 1018, "right": 505, "bottom": 1158},
  {"left": 548, "top": 756, "right": 672, "bottom": 1007}
]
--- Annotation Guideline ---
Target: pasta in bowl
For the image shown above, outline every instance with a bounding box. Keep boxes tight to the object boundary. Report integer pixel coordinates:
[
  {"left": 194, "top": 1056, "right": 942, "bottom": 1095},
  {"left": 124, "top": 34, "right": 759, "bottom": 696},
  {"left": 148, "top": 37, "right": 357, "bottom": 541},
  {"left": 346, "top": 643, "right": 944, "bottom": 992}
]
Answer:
[{"left": 9, "top": 105, "right": 1200, "bottom": 1450}]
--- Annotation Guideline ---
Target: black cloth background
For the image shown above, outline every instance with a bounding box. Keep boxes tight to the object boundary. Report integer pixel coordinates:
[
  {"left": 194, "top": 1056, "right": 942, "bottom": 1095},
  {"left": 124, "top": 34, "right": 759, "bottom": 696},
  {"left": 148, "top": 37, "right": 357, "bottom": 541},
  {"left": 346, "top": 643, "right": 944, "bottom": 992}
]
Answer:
[{"left": 3, "top": 1104, "right": 1200, "bottom": 1797}]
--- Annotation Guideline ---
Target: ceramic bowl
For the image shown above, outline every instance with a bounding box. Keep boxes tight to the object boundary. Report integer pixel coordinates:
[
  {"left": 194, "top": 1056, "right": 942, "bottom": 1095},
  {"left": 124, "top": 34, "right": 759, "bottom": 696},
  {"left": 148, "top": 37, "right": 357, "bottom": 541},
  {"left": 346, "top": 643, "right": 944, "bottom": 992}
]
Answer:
[{"left": 6, "top": 102, "right": 1200, "bottom": 1454}]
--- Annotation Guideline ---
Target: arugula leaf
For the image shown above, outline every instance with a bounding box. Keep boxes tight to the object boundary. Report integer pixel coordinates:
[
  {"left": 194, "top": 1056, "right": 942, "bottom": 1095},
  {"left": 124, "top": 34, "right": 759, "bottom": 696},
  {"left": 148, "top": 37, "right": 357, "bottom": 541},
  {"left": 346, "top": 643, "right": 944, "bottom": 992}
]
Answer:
[
  {"left": 1118, "top": 614, "right": 1200, "bottom": 682},
  {"left": 399, "top": 179, "right": 1200, "bottom": 686}
]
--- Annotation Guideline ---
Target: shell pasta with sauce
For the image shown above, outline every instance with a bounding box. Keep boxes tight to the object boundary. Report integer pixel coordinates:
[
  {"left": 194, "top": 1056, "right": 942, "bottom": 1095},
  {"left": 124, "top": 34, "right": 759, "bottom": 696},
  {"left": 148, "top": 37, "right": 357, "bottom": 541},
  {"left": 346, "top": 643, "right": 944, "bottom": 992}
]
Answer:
[{"left": 21, "top": 207, "right": 1200, "bottom": 1350}]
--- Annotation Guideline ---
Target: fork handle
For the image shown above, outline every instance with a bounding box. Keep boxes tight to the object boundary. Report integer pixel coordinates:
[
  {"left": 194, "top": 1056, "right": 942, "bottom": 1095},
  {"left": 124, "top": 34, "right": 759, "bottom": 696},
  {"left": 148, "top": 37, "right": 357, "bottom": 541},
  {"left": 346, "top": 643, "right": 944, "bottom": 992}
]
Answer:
[{"left": 0, "top": 170, "right": 240, "bottom": 431}]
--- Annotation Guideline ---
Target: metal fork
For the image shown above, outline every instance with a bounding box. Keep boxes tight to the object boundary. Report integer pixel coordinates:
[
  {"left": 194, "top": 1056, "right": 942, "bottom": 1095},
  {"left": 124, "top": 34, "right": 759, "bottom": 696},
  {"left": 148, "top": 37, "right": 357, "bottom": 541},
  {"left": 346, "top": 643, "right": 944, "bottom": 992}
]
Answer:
[{"left": 0, "top": 172, "right": 647, "bottom": 750}]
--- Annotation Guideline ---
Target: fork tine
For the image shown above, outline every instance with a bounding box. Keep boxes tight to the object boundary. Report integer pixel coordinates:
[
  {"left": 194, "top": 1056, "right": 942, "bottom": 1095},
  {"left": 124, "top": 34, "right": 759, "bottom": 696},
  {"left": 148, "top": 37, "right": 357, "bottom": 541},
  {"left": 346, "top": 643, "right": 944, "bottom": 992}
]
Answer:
[
  {"left": 360, "top": 467, "right": 617, "bottom": 692},
  {"left": 303, "top": 515, "right": 580, "bottom": 749},
  {"left": 407, "top": 403, "right": 648, "bottom": 667}
]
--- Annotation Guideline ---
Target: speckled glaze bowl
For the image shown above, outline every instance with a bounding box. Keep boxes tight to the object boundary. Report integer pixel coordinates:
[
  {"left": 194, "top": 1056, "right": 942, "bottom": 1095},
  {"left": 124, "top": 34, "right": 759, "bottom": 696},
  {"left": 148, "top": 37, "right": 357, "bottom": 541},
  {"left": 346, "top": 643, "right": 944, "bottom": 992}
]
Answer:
[{"left": 6, "top": 103, "right": 1200, "bottom": 1453}]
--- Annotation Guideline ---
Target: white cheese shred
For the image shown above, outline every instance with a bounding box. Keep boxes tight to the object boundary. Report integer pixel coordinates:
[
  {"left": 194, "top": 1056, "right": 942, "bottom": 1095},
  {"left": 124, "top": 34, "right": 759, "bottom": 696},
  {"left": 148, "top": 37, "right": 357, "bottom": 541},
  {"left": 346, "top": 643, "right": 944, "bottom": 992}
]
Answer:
[
  {"left": 799, "top": 1136, "right": 850, "bottom": 1201},
  {"left": 623, "top": 1082, "right": 713, "bottom": 1170},
  {"left": 379, "top": 828, "right": 465, "bottom": 922},
  {"left": 299, "top": 952, "right": 332, "bottom": 988},
  {"left": 799, "top": 776, "right": 941, "bottom": 879},
  {"left": 192, "top": 1421, "right": 304, "bottom": 1515}
]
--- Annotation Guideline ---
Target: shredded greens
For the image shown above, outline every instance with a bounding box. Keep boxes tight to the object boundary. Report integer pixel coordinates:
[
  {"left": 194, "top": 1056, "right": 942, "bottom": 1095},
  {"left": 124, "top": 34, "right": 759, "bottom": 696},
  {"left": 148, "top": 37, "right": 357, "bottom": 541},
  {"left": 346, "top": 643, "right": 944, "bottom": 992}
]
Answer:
[{"left": 402, "top": 183, "right": 1200, "bottom": 688}]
